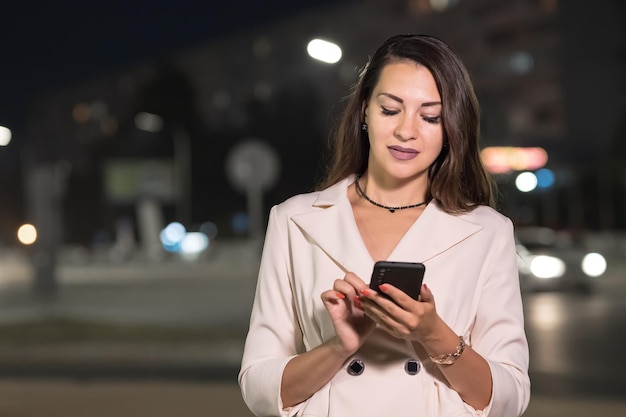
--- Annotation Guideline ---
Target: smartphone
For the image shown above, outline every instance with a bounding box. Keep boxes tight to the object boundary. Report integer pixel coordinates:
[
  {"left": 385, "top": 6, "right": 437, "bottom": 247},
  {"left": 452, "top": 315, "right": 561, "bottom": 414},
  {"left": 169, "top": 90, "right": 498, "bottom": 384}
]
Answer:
[{"left": 369, "top": 261, "right": 425, "bottom": 301}]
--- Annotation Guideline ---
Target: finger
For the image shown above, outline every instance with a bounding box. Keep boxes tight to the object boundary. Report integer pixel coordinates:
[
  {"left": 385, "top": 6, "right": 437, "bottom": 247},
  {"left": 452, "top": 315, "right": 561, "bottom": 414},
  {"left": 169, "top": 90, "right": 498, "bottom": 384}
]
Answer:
[
  {"left": 360, "top": 297, "right": 417, "bottom": 339},
  {"left": 360, "top": 288, "right": 413, "bottom": 330},
  {"left": 361, "top": 301, "right": 401, "bottom": 335},
  {"left": 333, "top": 279, "right": 358, "bottom": 298},
  {"left": 320, "top": 289, "right": 345, "bottom": 303},
  {"left": 418, "top": 283, "right": 435, "bottom": 304},
  {"left": 378, "top": 283, "right": 409, "bottom": 305},
  {"left": 359, "top": 293, "right": 398, "bottom": 322},
  {"left": 359, "top": 287, "right": 399, "bottom": 311},
  {"left": 377, "top": 283, "right": 421, "bottom": 311},
  {"left": 353, "top": 295, "right": 364, "bottom": 310},
  {"left": 343, "top": 272, "right": 367, "bottom": 290}
]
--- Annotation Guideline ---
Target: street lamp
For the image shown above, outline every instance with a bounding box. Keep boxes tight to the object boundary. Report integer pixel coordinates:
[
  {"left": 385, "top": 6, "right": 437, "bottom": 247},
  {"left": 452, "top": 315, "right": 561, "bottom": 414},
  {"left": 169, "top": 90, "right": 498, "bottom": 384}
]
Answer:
[{"left": 0, "top": 125, "right": 12, "bottom": 146}]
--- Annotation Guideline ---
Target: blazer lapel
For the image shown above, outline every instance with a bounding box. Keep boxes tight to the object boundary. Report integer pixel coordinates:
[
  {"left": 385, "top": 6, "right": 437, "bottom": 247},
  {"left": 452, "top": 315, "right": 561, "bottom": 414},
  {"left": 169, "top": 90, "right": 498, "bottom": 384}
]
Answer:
[
  {"left": 290, "top": 176, "right": 484, "bottom": 279},
  {"left": 389, "top": 203, "right": 483, "bottom": 263},
  {"left": 290, "top": 177, "right": 374, "bottom": 279}
]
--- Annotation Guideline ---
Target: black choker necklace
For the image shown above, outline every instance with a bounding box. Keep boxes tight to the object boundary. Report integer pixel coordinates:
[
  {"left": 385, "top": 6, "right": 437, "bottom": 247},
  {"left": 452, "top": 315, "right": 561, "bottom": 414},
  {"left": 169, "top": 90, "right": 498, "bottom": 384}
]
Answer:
[{"left": 355, "top": 176, "right": 428, "bottom": 213}]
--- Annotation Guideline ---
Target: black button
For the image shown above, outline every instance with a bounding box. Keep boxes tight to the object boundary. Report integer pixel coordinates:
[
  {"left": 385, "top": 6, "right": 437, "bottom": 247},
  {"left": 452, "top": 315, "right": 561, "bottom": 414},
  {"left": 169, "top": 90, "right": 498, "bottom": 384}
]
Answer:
[
  {"left": 347, "top": 359, "right": 364, "bottom": 375},
  {"left": 405, "top": 359, "right": 421, "bottom": 375}
]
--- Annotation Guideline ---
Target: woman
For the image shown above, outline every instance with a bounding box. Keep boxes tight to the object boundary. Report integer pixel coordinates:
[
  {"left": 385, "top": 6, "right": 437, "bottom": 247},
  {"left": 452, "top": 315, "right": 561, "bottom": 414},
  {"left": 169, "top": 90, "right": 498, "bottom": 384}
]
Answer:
[{"left": 239, "top": 34, "right": 530, "bottom": 417}]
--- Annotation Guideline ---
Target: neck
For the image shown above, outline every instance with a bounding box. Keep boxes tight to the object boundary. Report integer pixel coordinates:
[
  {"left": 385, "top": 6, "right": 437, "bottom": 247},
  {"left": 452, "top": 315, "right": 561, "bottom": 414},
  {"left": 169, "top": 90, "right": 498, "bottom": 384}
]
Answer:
[{"left": 355, "top": 175, "right": 428, "bottom": 213}]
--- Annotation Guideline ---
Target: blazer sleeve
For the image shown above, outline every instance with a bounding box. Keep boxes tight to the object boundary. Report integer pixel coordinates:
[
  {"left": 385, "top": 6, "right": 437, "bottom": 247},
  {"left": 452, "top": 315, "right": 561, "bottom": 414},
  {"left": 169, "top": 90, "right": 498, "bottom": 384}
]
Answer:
[
  {"left": 469, "top": 217, "right": 531, "bottom": 417},
  {"left": 238, "top": 205, "right": 305, "bottom": 417}
]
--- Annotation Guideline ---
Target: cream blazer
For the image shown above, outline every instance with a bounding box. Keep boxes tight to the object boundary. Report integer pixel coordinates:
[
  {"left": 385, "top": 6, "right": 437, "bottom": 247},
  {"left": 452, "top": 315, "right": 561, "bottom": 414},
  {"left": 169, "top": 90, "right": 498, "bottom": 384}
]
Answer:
[{"left": 239, "top": 176, "right": 530, "bottom": 417}]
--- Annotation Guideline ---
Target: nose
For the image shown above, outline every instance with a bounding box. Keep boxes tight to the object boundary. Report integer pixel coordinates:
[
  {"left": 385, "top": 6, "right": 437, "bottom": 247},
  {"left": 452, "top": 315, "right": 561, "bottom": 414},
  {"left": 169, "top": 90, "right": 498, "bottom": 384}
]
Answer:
[{"left": 394, "top": 114, "right": 417, "bottom": 141}]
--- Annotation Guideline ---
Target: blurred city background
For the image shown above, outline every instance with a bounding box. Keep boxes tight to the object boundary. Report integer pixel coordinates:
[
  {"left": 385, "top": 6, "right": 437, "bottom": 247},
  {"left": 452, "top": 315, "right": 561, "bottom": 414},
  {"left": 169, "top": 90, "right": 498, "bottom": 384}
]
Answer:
[{"left": 0, "top": 0, "right": 625, "bottom": 416}]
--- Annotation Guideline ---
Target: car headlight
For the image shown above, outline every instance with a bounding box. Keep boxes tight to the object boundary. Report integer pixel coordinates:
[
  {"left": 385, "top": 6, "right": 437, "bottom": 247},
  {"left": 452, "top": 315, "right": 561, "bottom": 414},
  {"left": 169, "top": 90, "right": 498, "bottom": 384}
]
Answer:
[
  {"left": 530, "top": 255, "right": 566, "bottom": 279},
  {"left": 582, "top": 252, "right": 607, "bottom": 277}
]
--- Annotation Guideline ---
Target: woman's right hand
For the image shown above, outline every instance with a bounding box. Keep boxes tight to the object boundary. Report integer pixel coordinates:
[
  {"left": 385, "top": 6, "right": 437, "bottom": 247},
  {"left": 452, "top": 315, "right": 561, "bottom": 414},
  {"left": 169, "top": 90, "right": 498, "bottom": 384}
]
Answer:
[
  {"left": 320, "top": 272, "right": 376, "bottom": 355},
  {"left": 282, "top": 273, "right": 376, "bottom": 407}
]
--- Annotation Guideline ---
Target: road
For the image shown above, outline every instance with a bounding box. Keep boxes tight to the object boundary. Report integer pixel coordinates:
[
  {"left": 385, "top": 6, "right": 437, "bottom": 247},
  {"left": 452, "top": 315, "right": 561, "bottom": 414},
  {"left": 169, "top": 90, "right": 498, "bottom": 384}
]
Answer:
[{"left": 523, "top": 257, "right": 626, "bottom": 398}]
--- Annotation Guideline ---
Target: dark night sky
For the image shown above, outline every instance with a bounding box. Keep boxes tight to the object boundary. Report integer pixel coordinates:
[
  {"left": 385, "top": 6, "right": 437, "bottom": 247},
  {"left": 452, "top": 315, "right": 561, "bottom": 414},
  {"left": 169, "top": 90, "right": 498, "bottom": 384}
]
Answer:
[{"left": 0, "top": 0, "right": 342, "bottom": 141}]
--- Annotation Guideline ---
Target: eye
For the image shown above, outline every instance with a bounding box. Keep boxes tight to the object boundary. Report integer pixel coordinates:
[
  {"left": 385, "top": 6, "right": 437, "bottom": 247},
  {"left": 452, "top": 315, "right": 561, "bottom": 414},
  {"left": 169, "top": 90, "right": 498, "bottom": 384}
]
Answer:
[
  {"left": 381, "top": 106, "right": 399, "bottom": 116},
  {"left": 423, "top": 115, "right": 441, "bottom": 125}
]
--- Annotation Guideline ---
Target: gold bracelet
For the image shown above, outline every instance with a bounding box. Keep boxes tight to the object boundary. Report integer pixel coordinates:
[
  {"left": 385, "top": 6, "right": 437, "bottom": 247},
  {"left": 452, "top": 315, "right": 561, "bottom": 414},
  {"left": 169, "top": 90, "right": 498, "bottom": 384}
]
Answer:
[{"left": 428, "top": 336, "right": 466, "bottom": 365}]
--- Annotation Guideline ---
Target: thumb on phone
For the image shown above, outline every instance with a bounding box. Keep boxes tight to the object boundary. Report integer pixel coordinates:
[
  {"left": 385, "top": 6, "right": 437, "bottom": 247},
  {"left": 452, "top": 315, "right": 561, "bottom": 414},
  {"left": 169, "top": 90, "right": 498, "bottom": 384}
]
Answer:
[{"left": 419, "top": 283, "right": 435, "bottom": 304}]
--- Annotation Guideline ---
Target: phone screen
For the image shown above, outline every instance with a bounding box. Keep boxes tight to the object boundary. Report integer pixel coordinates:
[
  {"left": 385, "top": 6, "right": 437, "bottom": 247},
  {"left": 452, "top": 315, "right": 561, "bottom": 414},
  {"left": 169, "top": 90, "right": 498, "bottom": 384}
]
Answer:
[{"left": 369, "top": 261, "right": 425, "bottom": 301}]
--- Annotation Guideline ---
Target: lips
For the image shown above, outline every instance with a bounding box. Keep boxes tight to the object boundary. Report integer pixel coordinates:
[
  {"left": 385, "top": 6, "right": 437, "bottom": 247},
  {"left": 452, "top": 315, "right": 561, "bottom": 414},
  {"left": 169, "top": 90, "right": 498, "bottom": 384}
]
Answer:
[{"left": 388, "top": 146, "right": 418, "bottom": 160}]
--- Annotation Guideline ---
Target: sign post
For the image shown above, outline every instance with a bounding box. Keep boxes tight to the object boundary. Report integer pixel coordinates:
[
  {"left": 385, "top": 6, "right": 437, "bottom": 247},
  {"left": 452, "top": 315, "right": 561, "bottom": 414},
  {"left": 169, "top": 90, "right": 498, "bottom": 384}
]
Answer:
[{"left": 226, "top": 139, "right": 280, "bottom": 242}]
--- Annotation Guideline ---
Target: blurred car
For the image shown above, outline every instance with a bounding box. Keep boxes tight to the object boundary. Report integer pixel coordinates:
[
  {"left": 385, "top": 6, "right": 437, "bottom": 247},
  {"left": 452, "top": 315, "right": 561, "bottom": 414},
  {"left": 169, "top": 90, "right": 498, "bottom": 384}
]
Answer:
[{"left": 515, "top": 227, "right": 607, "bottom": 293}]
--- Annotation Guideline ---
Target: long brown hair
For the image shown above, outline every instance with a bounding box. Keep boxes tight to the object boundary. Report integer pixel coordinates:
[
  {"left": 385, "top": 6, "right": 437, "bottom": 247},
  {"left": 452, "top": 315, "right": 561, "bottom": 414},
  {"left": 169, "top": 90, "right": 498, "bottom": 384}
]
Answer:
[{"left": 317, "top": 34, "right": 495, "bottom": 213}]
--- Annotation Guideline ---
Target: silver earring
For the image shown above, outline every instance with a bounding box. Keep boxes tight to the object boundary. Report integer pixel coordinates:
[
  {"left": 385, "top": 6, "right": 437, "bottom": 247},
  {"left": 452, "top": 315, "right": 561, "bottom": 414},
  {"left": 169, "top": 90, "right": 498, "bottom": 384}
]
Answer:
[{"left": 361, "top": 122, "right": 368, "bottom": 132}]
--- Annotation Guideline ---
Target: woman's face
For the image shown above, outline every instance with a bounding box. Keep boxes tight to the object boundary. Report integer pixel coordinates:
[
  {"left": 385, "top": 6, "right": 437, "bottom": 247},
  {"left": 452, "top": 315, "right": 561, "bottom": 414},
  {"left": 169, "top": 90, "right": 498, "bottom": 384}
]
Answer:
[{"left": 363, "top": 60, "right": 444, "bottom": 182}]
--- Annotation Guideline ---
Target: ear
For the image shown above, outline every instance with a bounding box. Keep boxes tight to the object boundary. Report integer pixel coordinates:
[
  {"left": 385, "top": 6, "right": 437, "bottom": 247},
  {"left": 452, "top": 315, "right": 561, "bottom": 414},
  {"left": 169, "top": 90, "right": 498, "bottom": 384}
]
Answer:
[{"left": 361, "top": 101, "right": 368, "bottom": 123}]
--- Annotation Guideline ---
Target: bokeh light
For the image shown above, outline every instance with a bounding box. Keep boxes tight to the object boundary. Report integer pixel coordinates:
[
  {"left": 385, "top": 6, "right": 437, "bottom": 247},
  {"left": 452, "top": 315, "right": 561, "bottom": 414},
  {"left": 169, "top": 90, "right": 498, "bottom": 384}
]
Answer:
[
  {"left": 582, "top": 253, "right": 607, "bottom": 277},
  {"left": 515, "top": 171, "right": 538, "bottom": 192},
  {"left": 199, "top": 221, "right": 219, "bottom": 240},
  {"left": 535, "top": 168, "right": 555, "bottom": 188},
  {"left": 134, "top": 112, "right": 164, "bottom": 133},
  {"left": 307, "top": 39, "right": 342, "bottom": 64},
  {"left": 481, "top": 146, "right": 548, "bottom": 174},
  {"left": 0, "top": 125, "right": 12, "bottom": 146},
  {"left": 160, "top": 222, "right": 186, "bottom": 252},
  {"left": 17, "top": 224, "right": 37, "bottom": 245},
  {"left": 180, "top": 232, "right": 209, "bottom": 256}
]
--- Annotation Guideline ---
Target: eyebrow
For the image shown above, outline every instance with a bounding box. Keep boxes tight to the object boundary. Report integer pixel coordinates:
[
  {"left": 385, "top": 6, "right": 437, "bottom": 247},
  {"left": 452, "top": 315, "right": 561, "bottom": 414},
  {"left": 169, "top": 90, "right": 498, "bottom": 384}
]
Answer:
[{"left": 378, "top": 92, "right": 442, "bottom": 107}]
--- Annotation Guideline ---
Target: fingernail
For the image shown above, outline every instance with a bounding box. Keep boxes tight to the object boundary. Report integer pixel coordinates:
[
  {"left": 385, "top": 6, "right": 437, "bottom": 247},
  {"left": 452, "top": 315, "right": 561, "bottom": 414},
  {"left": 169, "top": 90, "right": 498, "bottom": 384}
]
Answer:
[
  {"left": 379, "top": 284, "right": 389, "bottom": 292},
  {"left": 353, "top": 295, "right": 363, "bottom": 309},
  {"left": 359, "top": 289, "right": 372, "bottom": 296},
  {"left": 335, "top": 291, "right": 346, "bottom": 299}
]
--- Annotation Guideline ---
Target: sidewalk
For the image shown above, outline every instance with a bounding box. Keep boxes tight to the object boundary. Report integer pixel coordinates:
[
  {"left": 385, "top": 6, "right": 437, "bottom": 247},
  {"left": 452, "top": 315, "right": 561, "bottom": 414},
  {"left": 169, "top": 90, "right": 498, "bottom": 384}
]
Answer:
[
  {"left": 0, "top": 325, "right": 623, "bottom": 417},
  {"left": 0, "top": 378, "right": 624, "bottom": 417}
]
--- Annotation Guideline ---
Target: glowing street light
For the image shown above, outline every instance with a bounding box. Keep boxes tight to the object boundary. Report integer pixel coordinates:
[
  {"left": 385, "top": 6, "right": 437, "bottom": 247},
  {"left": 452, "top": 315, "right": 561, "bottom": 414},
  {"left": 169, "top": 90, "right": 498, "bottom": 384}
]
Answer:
[
  {"left": 307, "top": 39, "right": 342, "bottom": 64},
  {"left": 515, "top": 171, "right": 538, "bottom": 192},
  {"left": 0, "top": 125, "right": 12, "bottom": 146},
  {"left": 17, "top": 224, "right": 37, "bottom": 245}
]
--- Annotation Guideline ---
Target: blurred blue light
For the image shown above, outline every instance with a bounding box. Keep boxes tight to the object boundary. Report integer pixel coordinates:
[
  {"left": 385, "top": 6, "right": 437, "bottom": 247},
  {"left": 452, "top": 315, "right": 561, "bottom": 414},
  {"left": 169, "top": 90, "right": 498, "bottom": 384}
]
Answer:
[
  {"left": 232, "top": 212, "right": 249, "bottom": 235},
  {"left": 535, "top": 168, "right": 555, "bottom": 188},
  {"left": 199, "top": 221, "right": 218, "bottom": 240},
  {"left": 160, "top": 222, "right": 186, "bottom": 252},
  {"left": 161, "top": 239, "right": 181, "bottom": 253}
]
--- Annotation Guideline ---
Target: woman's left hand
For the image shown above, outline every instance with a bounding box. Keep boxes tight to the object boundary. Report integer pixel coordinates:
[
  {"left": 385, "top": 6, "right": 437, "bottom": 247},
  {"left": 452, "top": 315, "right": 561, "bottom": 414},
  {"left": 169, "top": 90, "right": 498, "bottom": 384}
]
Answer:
[{"left": 358, "top": 283, "right": 441, "bottom": 342}]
